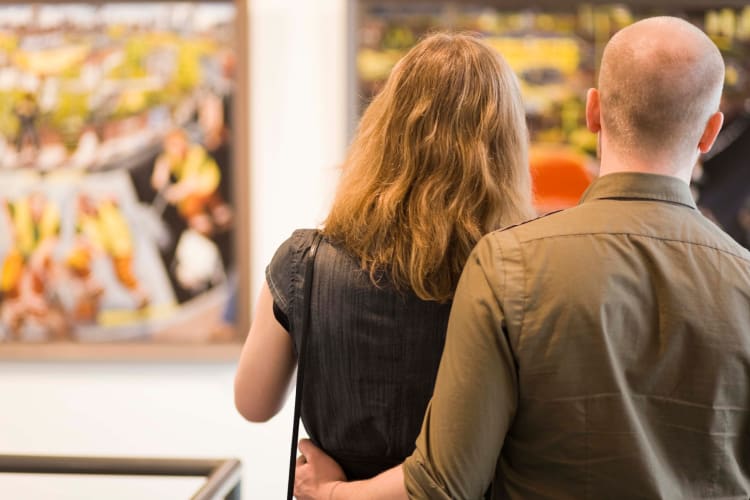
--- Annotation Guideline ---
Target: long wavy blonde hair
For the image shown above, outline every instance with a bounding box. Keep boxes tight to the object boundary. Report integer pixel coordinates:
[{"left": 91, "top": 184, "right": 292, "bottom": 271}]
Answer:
[{"left": 323, "top": 32, "right": 533, "bottom": 302}]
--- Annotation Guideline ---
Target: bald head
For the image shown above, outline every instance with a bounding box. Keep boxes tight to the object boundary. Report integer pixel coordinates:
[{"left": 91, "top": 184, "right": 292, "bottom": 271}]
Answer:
[{"left": 597, "top": 17, "right": 724, "bottom": 168}]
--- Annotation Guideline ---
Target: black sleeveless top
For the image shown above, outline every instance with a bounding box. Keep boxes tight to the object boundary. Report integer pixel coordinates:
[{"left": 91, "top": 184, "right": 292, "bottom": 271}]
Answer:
[{"left": 266, "top": 229, "right": 451, "bottom": 480}]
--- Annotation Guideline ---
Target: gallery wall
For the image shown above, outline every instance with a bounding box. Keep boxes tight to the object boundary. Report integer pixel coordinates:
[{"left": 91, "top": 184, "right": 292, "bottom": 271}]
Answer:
[{"left": 0, "top": 0, "right": 347, "bottom": 498}]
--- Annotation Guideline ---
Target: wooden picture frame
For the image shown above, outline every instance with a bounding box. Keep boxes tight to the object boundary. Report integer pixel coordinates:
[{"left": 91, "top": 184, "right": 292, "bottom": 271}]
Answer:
[{"left": 0, "top": 0, "right": 249, "bottom": 360}]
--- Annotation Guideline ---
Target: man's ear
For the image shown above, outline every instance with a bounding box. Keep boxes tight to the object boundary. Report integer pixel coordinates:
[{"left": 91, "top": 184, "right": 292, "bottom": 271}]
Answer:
[
  {"left": 585, "top": 88, "right": 601, "bottom": 133},
  {"left": 698, "top": 111, "right": 724, "bottom": 154}
]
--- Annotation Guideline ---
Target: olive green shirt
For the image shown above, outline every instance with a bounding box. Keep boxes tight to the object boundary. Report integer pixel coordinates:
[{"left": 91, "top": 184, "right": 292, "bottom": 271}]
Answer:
[{"left": 403, "top": 172, "right": 750, "bottom": 499}]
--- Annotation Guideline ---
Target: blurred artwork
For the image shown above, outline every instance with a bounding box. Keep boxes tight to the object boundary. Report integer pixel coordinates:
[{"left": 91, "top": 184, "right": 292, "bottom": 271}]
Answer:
[
  {"left": 694, "top": 7, "right": 750, "bottom": 249},
  {"left": 0, "top": 2, "right": 242, "bottom": 347},
  {"left": 356, "top": 2, "right": 750, "bottom": 239}
]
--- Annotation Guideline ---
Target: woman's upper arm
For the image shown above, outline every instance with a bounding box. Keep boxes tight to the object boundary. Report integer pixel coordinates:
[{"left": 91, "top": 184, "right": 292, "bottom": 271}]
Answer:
[{"left": 234, "top": 280, "right": 297, "bottom": 422}]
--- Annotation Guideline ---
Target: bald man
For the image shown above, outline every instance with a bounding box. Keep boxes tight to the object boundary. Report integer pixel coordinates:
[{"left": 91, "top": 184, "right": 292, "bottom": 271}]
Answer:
[{"left": 295, "top": 17, "right": 750, "bottom": 499}]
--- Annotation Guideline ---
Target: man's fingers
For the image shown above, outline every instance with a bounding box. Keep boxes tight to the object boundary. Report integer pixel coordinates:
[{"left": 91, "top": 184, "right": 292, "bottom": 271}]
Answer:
[{"left": 298, "top": 438, "right": 320, "bottom": 460}]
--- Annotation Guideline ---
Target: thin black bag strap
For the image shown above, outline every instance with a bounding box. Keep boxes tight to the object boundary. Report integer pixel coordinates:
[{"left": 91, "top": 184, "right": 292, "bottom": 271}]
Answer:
[{"left": 287, "top": 231, "right": 323, "bottom": 500}]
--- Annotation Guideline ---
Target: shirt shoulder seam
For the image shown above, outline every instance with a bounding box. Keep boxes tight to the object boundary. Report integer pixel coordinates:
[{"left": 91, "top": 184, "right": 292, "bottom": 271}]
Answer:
[{"left": 516, "top": 231, "right": 750, "bottom": 263}]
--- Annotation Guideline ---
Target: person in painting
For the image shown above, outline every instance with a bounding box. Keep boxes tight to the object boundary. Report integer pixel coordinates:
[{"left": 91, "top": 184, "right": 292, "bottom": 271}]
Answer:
[
  {"left": 151, "top": 128, "right": 232, "bottom": 236},
  {"left": 197, "top": 86, "right": 227, "bottom": 152},
  {"left": 13, "top": 92, "right": 40, "bottom": 159},
  {"left": 65, "top": 193, "right": 149, "bottom": 313},
  {"left": 0, "top": 191, "right": 68, "bottom": 340},
  {"left": 234, "top": 32, "right": 534, "bottom": 483},
  {"left": 64, "top": 242, "right": 104, "bottom": 323},
  {"left": 1, "top": 192, "right": 60, "bottom": 302}
]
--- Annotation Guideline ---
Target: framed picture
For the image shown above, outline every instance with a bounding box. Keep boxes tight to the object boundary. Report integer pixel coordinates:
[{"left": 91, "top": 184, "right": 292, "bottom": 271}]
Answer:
[
  {"left": 0, "top": 0, "right": 249, "bottom": 359},
  {"left": 350, "top": 0, "right": 750, "bottom": 232}
]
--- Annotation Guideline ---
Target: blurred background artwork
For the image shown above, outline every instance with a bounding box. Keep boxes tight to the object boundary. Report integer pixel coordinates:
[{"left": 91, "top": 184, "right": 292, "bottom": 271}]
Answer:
[
  {"left": 354, "top": 1, "right": 750, "bottom": 248},
  {"left": 0, "top": 2, "right": 244, "bottom": 350}
]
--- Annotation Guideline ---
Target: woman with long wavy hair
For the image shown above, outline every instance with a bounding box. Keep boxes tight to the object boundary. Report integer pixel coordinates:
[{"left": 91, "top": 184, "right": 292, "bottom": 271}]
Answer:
[{"left": 234, "top": 32, "right": 534, "bottom": 480}]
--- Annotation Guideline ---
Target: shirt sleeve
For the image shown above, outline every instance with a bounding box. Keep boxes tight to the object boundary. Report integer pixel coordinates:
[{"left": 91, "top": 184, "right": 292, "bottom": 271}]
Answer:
[
  {"left": 403, "top": 234, "right": 519, "bottom": 499},
  {"left": 264, "top": 229, "right": 317, "bottom": 353},
  {"left": 272, "top": 301, "right": 290, "bottom": 331},
  {"left": 265, "top": 234, "right": 295, "bottom": 318}
]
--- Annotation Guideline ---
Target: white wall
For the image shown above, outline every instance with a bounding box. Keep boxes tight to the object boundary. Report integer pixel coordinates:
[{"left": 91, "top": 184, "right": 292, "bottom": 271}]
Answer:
[{"left": 0, "top": 0, "right": 348, "bottom": 498}]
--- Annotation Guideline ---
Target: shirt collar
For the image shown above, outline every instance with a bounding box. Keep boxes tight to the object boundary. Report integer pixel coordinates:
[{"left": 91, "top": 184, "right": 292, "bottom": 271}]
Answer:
[{"left": 579, "top": 172, "right": 697, "bottom": 209}]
